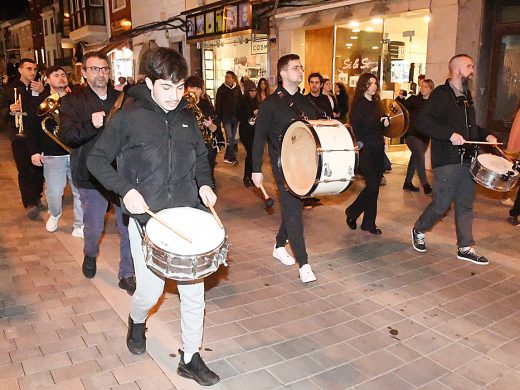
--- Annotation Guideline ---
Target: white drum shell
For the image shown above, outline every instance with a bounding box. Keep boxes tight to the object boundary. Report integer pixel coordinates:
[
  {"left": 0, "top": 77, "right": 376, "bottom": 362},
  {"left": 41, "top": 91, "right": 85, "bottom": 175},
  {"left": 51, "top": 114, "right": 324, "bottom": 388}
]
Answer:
[
  {"left": 143, "top": 207, "right": 228, "bottom": 281},
  {"left": 470, "top": 154, "right": 519, "bottom": 192},
  {"left": 280, "top": 119, "right": 357, "bottom": 197}
]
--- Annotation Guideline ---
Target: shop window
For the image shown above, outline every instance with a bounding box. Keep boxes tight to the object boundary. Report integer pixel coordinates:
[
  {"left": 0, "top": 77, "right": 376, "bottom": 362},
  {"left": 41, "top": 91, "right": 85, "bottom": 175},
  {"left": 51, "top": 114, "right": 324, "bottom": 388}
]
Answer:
[
  {"left": 112, "top": 0, "right": 126, "bottom": 12},
  {"left": 50, "top": 17, "right": 54, "bottom": 34},
  {"left": 44, "top": 19, "right": 48, "bottom": 36}
]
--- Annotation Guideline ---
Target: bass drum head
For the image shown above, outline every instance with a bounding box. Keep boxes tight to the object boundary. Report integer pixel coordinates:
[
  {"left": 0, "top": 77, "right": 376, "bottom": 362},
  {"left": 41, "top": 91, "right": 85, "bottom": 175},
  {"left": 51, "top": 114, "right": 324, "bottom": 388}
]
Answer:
[
  {"left": 146, "top": 207, "right": 225, "bottom": 256},
  {"left": 280, "top": 121, "right": 319, "bottom": 197}
]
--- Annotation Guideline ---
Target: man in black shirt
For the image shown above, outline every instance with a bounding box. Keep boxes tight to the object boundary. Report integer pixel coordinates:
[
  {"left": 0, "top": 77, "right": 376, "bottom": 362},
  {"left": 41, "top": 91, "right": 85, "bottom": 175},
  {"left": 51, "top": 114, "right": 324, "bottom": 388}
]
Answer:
[
  {"left": 411, "top": 54, "right": 497, "bottom": 265},
  {"left": 252, "top": 54, "right": 318, "bottom": 284},
  {"left": 306, "top": 72, "right": 333, "bottom": 118}
]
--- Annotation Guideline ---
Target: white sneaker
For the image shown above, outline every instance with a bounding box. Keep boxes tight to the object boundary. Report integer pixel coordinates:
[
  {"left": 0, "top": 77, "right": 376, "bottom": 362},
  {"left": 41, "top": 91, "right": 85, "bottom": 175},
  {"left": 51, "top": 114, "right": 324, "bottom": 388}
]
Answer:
[
  {"left": 272, "top": 244, "right": 296, "bottom": 265},
  {"left": 72, "top": 226, "right": 84, "bottom": 239},
  {"left": 46, "top": 214, "right": 61, "bottom": 232},
  {"left": 299, "top": 264, "right": 317, "bottom": 283},
  {"left": 501, "top": 197, "right": 514, "bottom": 206}
]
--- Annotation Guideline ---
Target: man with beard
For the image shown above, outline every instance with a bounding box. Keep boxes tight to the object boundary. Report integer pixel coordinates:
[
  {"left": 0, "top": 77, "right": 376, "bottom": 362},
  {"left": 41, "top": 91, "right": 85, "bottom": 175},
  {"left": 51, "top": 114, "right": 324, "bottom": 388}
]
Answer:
[
  {"left": 306, "top": 72, "right": 333, "bottom": 118},
  {"left": 59, "top": 52, "right": 135, "bottom": 294},
  {"left": 411, "top": 54, "right": 497, "bottom": 264},
  {"left": 26, "top": 66, "right": 84, "bottom": 237}
]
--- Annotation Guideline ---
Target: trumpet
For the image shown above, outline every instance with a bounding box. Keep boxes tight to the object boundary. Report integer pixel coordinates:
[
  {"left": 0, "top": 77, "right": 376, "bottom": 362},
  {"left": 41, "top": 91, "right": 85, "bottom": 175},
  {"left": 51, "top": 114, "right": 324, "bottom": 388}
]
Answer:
[
  {"left": 37, "top": 93, "right": 71, "bottom": 153},
  {"left": 10, "top": 88, "right": 27, "bottom": 136},
  {"left": 184, "top": 91, "right": 214, "bottom": 145}
]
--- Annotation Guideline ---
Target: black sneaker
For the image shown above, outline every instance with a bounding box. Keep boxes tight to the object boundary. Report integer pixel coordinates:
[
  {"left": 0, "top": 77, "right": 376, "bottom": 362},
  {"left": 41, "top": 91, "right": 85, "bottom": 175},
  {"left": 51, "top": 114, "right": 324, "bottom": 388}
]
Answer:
[
  {"left": 423, "top": 184, "right": 432, "bottom": 195},
  {"left": 457, "top": 247, "right": 489, "bottom": 265},
  {"left": 82, "top": 255, "right": 97, "bottom": 278},
  {"left": 411, "top": 228, "right": 426, "bottom": 252},
  {"left": 118, "top": 276, "right": 136, "bottom": 295},
  {"left": 507, "top": 215, "right": 520, "bottom": 226},
  {"left": 127, "top": 316, "right": 146, "bottom": 355},
  {"left": 26, "top": 205, "right": 41, "bottom": 220},
  {"left": 177, "top": 349, "right": 220, "bottom": 386},
  {"left": 403, "top": 182, "right": 420, "bottom": 192}
]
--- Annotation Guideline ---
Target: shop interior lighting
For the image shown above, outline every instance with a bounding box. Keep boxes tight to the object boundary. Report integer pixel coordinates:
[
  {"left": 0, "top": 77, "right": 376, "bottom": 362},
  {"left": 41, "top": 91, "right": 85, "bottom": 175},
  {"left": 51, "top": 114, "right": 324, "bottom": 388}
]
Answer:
[
  {"left": 346, "top": 43, "right": 353, "bottom": 47},
  {"left": 365, "top": 27, "right": 375, "bottom": 32},
  {"left": 352, "top": 28, "right": 361, "bottom": 32},
  {"left": 348, "top": 21, "right": 360, "bottom": 27},
  {"left": 64, "top": 13, "right": 70, "bottom": 17},
  {"left": 371, "top": 18, "right": 384, "bottom": 24},
  {"left": 372, "top": 46, "right": 379, "bottom": 49},
  {"left": 350, "top": 36, "right": 358, "bottom": 39},
  {"left": 424, "top": 15, "right": 431, "bottom": 22}
]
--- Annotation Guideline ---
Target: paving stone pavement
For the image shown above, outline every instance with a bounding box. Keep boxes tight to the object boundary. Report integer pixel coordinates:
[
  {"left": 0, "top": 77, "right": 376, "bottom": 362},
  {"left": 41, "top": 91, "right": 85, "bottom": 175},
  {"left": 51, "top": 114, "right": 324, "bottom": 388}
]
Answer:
[{"left": 1, "top": 132, "right": 520, "bottom": 390}]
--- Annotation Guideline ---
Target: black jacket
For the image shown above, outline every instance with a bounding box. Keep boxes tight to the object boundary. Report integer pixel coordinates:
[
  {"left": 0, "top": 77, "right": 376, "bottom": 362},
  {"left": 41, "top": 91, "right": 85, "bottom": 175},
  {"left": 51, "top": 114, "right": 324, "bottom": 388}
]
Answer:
[
  {"left": 252, "top": 86, "right": 318, "bottom": 173},
  {"left": 215, "top": 82, "right": 241, "bottom": 119},
  {"left": 306, "top": 93, "right": 333, "bottom": 118},
  {"left": 197, "top": 98, "right": 225, "bottom": 148},
  {"left": 237, "top": 94, "right": 259, "bottom": 134},
  {"left": 403, "top": 94, "right": 429, "bottom": 141},
  {"left": 86, "top": 83, "right": 213, "bottom": 223},
  {"left": 349, "top": 96, "right": 386, "bottom": 175},
  {"left": 416, "top": 80, "right": 489, "bottom": 168},
  {"left": 59, "top": 85, "right": 121, "bottom": 189}
]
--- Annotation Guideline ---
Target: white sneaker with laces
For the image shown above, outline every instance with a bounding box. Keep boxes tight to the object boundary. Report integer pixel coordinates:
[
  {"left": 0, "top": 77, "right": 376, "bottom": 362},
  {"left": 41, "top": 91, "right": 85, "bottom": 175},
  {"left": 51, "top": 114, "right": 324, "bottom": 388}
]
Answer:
[
  {"left": 46, "top": 214, "right": 61, "bottom": 232},
  {"left": 299, "top": 264, "right": 317, "bottom": 283},
  {"left": 272, "top": 244, "right": 296, "bottom": 265},
  {"left": 72, "top": 226, "right": 84, "bottom": 239}
]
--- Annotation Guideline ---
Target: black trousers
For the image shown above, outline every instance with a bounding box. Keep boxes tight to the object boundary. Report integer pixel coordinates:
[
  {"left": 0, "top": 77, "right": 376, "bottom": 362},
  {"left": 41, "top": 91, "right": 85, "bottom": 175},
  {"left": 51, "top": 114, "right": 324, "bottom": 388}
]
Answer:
[
  {"left": 240, "top": 125, "right": 254, "bottom": 179},
  {"left": 272, "top": 165, "right": 308, "bottom": 266},
  {"left": 509, "top": 188, "right": 520, "bottom": 217},
  {"left": 11, "top": 135, "right": 43, "bottom": 208},
  {"left": 207, "top": 144, "right": 217, "bottom": 184},
  {"left": 346, "top": 165, "right": 382, "bottom": 230}
]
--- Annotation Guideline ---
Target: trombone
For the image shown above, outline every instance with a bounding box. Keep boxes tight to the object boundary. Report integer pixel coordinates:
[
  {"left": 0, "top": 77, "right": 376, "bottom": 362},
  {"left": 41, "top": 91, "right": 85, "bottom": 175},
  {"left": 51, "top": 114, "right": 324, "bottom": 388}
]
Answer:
[
  {"left": 37, "top": 93, "right": 71, "bottom": 153},
  {"left": 10, "top": 88, "right": 27, "bottom": 136}
]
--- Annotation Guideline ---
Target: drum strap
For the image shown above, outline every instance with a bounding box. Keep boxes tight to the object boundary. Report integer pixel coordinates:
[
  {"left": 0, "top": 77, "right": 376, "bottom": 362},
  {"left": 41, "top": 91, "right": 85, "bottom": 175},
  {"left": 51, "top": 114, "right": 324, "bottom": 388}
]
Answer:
[
  {"left": 133, "top": 217, "right": 146, "bottom": 240},
  {"left": 276, "top": 91, "right": 331, "bottom": 120}
]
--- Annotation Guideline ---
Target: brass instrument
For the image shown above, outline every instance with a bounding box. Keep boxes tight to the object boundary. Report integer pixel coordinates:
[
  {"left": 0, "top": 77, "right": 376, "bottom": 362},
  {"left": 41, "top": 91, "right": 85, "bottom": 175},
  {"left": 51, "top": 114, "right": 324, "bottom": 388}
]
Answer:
[
  {"left": 10, "top": 88, "right": 27, "bottom": 136},
  {"left": 184, "top": 91, "right": 214, "bottom": 145},
  {"left": 248, "top": 116, "right": 256, "bottom": 126},
  {"left": 37, "top": 93, "right": 71, "bottom": 153}
]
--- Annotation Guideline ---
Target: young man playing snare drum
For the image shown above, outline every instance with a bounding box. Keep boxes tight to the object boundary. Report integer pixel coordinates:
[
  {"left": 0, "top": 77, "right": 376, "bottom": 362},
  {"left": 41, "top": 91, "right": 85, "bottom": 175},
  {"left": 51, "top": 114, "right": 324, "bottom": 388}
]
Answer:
[{"left": 87, "top": 47, "right": 220, "bottom": 386}]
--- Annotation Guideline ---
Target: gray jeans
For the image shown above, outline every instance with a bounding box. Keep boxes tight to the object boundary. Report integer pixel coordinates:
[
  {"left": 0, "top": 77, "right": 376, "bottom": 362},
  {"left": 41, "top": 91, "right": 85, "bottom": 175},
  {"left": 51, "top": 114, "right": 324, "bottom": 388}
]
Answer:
[{"left": 414, "top": 163, "right": 476, "bottom": 247}]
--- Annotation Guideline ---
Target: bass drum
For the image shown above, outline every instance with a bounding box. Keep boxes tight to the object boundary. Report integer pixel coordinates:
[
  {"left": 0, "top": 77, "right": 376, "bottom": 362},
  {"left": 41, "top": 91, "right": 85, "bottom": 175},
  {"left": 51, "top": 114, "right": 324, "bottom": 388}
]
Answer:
[{"left": 280, "top": 119, "right": 357, "bottom": 198}]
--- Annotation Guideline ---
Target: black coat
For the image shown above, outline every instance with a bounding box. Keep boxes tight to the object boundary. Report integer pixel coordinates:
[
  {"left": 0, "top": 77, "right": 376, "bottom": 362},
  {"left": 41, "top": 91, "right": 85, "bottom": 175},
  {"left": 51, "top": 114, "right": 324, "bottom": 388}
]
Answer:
[
  {"left": 306, "top": 93, "right": 333, "bottom": 118},
  {"left": 87, "top": 84, "right": 213, "bottom": 223},
  {"left": 253, "top": 87, "right": 318, "bottom": 173},
  {"left": 403, "top": 94, "right": 429, "bottom": 141},
  {"left": 215, "top": 83, "right": 241, "bottom": 119},
  {"left": 349, "top": 96, "right": 386, "bottom": 175},
  {"left": 416, "top": 80, "right": 489, "bottom": 168},
  {"left": 237, "top": 94, "right": 259, "bottom": 135},
  {"left": 59, "top": 85, "right": 121, "bottom": 189}
]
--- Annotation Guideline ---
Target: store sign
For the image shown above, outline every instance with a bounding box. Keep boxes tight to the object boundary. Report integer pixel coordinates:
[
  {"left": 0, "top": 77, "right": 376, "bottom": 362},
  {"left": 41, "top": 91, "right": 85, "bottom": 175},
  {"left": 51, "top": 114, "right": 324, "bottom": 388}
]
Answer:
[
  {"left": 251, "top": 40, "right": 267, "bottom": 55},
  {"left": 342, "top": 57, "right": 373, "bottom": 70},
  {"left": 186, "top": 1, "right": 252, "bottom": 41}
]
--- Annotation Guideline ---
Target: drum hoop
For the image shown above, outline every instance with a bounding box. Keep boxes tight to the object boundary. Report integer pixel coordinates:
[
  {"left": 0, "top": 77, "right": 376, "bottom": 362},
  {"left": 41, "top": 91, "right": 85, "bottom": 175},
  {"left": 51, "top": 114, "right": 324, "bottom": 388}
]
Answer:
[
  {"left": 144, "top": 232, "right": 227, "bottom": 259},
  {"left": 279, "top": 119, "right": 323, "bottom": 198}
]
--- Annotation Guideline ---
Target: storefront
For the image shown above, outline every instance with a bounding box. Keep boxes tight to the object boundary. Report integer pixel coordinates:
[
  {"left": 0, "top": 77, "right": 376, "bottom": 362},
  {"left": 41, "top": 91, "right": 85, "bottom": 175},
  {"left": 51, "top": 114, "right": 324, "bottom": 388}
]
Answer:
[
  {"left": 183, "top": 0, "right": 269, "bottom": 101},
  {"left": 107, "top": 45, "right": 134, "bottom": 80}
]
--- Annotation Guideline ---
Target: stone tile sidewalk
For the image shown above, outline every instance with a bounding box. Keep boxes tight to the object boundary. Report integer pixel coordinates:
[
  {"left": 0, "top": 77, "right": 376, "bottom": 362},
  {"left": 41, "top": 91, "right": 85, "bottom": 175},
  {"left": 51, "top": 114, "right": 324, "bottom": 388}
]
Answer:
[{"left": 1, "top": 132, "right": 520, "bottom": 389}]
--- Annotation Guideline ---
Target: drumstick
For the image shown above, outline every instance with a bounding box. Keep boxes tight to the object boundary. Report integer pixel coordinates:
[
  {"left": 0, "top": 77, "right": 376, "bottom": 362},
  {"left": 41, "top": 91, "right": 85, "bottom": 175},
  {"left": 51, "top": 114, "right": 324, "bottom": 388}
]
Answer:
[
  {"left": 463, "top": 141, "right": 504, "bottom": 145},
  {"left": 494, "top": 145, "right": 514, "bottom": 162},
  {"left": 259, "top": 183, "right": 274, "bottom": 208},
  {"left": 145, "top": 210, "right": 192, "bottom": 243},
  {"left": 208, "top": 204, "right": 224, "bottom": 229}
]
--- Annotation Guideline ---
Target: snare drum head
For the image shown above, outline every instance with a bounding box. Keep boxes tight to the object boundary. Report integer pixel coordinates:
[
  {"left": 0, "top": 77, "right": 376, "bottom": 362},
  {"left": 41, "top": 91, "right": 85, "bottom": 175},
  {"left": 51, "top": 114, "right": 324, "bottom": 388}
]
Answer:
[
  {"left": 477, "top": 154, "right": 516, "bottom": 175},
  {"left": 146, "top": 207, "right": 225, "bottom": 256},
  {"left": 281, "top": 121, "right": 319, "bottom": 196}
]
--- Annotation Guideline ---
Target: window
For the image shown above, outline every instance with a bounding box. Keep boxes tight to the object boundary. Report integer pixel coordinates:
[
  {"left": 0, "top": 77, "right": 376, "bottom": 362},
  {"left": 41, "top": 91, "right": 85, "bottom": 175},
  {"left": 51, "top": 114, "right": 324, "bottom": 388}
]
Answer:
[
  {"left": 50, "top": 17, "right": 54, "bottom": 34},
  {"left": 44, "top": 19, "right": 48, "bottom": 36},
  {"left": 112, "top": 0, "right": 125, "bottom": 11}
]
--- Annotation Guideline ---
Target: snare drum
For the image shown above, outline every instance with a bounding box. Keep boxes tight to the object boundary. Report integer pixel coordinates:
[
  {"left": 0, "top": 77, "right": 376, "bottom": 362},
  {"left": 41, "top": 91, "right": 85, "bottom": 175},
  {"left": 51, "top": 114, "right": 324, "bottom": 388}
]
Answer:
[
  {"left": 143, "top": 207, "right": 228, "bottom": 281},
  {"left": 280, "top": 119, "right": 357, "bottom": 197},
  {"left": 470, "top": 154, "right": 519, "bottom": 192}
]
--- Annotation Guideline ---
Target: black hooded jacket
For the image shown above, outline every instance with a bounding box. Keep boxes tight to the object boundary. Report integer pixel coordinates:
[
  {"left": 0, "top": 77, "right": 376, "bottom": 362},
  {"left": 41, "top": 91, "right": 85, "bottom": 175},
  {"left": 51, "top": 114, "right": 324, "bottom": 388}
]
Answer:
[
  {"left": 416, "top": 79, "right": 489, "bottom": 168},
  {"left": 86, "top": 83, "right": 213, "bottom": 223}
]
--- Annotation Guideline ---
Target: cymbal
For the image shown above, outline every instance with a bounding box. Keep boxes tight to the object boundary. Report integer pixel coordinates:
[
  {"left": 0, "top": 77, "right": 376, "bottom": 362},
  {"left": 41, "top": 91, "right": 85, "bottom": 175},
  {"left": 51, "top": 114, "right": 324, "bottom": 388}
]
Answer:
[{"left": 378, "top": 99, "right": 409, "bottom": 139}]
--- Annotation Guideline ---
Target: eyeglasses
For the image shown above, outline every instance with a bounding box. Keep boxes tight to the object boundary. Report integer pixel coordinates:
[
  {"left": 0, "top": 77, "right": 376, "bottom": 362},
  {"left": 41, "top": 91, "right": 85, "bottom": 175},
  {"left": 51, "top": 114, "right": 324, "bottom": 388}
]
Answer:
[
  {"left": 288, "top": 65, "right": 304, "bottom": 72},
  {"left": 85, "top": 66, "right": 111, "bottom": 74}
]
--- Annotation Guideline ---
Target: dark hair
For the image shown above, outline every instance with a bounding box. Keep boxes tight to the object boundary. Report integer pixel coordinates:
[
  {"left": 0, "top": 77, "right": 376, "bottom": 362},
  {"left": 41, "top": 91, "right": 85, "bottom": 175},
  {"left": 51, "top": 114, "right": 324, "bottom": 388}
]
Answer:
[
  {"left": 185, "top": 75, "right": 203, "bottom": 89},
  {"left": 144, "top": 47, "right": 188, "bottom": 83},
  {"left": 226, "top": 71, "right": 236, "bottom": 76},
  {"left": 118, "top": 76, "right": 126, "bottom": 83},
  {"left": 277, "top": 54, "right": 300, "bottom": 83},
  {"left": 18, "top": 58, "right": 36, "bottom": 68},
  {"left": 335, "top": 81, "right": 346, "bottom": 93},
  {"left": 45, "top": 66, "right": 66, "bottom": 77},
  {"left": 418, "top": 74, "right": 425, "bottom": 81},
  {"left": 422, "top": 78, "right": 434, "bottom": 89},
  {"left": 353, "top": 73, "right": 379, "bottom": 103},
  {"left": 308, "top": 72, "right": 323, "bottom": 85},
  {"left": 82, "top": 51, "right": 109, "bottom": 68},
  {"left": 257, "top": 77, "right": 270, "bottom": 97}
]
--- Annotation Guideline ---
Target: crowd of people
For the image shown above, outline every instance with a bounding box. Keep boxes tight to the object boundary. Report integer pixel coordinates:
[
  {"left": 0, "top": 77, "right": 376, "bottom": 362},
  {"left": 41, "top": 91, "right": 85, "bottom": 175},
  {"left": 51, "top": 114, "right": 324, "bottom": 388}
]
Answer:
[{"left": 0, "top": 47, "right": 518, "bottom": 386}]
